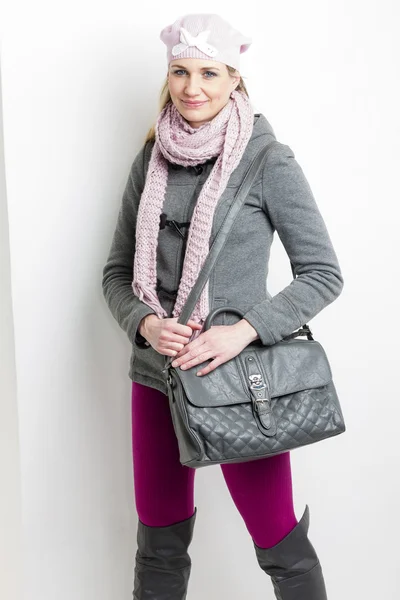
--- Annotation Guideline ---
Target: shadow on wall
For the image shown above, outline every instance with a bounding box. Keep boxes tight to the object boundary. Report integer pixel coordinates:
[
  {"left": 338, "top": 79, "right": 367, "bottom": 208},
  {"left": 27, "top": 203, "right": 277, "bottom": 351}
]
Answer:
[{"left": 0, "top": 57, "right": 23, "bottom": 600}]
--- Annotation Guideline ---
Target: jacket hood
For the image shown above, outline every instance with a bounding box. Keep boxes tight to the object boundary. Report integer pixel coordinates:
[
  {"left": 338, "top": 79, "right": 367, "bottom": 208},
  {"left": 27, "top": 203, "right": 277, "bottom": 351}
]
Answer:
[{"left": 251, "top": 113, "right": 277, "bottom": 143}]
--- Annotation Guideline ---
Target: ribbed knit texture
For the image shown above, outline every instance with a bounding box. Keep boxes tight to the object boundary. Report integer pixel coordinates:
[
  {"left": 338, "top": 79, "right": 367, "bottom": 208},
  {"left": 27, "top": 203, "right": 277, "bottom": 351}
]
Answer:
[
  {"left": 159, "top": 13, "right": 253, "bottom": 72},
  {"left": 132, "top": 90, "right": 254, "bottom": 333}
]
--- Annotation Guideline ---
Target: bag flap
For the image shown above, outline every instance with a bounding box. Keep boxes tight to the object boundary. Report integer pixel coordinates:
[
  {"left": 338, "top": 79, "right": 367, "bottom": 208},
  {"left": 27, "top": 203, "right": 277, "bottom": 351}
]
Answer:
[{"left": 171, "top": 339, "right": 332, "bottom": 408}]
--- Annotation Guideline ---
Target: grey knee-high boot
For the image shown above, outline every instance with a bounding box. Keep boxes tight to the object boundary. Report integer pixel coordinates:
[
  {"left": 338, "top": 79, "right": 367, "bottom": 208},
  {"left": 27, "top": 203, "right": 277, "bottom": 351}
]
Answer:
[
  {"left": 133, "top": 508, "right": 197, "bottom": 600},
  {"left": 253, "top": 505, "right": 328, "bottom": 600}
]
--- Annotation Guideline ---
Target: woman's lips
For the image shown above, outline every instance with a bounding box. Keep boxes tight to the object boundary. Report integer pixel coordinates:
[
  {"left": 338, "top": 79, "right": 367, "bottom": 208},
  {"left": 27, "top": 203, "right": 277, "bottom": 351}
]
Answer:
[{"left": 182, "top": 100, "right": 207, "bottom": 108}]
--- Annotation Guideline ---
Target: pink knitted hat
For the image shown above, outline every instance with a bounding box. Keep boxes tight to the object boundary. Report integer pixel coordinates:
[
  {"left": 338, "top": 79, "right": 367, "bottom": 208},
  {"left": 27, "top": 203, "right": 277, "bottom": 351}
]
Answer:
[{"left": 159, "top": 13, "right": 252, "bottom": 72}]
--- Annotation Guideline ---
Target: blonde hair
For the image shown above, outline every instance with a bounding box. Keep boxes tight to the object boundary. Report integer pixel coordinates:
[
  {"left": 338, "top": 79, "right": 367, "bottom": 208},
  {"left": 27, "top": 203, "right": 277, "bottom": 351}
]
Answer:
[{"left": 144, "top": 64, "right": 250, "bottom": 144}]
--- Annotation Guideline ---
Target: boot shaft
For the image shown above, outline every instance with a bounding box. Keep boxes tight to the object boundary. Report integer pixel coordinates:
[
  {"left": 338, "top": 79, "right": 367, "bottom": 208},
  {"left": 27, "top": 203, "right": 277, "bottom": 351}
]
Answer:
[
  {"left": 133, "top": 509, "right": 197, "bottom": 600},
  {"left": 253, "top": 505, "right": 328, "bottom": 600}
]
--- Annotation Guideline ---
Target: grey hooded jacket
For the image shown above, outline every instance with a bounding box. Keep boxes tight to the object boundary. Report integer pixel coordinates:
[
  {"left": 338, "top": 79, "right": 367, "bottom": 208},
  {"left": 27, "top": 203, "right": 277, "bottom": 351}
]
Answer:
[{"left": 102, "top": 113, "right": 344, "bottom": 396}]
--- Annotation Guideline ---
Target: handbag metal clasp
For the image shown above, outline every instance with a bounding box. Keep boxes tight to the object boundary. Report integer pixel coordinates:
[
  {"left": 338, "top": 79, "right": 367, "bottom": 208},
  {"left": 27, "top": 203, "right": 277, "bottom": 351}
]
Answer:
[
  {"left": 248, "top": 374, "right": 267, "bottom": 411},
  {"left": 245, "top": 356, "right": 277, "bottom": 436},
  {"left": 249, "top": 373, "right": 264, "bottom": 388}
]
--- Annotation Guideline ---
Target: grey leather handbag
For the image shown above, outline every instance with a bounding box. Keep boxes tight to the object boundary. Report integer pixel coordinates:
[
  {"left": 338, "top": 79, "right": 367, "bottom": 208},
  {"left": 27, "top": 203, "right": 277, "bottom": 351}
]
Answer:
[{"left": 162, "top": 141, "right": 346, "bottom": 468}]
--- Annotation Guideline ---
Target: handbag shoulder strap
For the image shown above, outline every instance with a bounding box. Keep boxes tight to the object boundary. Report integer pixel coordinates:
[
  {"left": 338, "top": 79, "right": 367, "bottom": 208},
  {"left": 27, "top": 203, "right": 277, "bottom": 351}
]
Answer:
[{"left": 176, "top": 140, "right": 280, "bottom": 326}]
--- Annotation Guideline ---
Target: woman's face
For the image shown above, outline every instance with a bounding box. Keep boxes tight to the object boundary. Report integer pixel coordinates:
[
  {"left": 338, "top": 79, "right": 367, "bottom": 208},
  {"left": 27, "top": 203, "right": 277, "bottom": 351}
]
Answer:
[{"left": 167, "top": 58, "right": 241, "bottom": 128}]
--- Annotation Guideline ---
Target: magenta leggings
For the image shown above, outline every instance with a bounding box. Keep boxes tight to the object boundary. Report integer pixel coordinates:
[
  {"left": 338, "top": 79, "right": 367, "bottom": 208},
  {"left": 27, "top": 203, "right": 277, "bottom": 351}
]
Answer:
[{"left": 131, "top": 381, "right": 298, "bottom": 548}]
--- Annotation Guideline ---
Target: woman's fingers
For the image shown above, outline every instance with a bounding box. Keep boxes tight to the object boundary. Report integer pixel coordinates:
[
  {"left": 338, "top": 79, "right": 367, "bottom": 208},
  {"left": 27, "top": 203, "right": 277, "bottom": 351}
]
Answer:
[
  {"left": 188, "top": 319, "right": 203, "bottom": 329},
  {"left": 172, "top": 347, "right": 212, "bottom": 369}
]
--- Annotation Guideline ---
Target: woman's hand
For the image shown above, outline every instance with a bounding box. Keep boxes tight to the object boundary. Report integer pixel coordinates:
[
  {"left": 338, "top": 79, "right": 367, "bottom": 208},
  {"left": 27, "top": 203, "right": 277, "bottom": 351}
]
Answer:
[
  {"left": 170, "top": 319, "right": 259, "bottom": 376},
  {"left": 139, "top": 314, "right": 202, "bottom": 356}
]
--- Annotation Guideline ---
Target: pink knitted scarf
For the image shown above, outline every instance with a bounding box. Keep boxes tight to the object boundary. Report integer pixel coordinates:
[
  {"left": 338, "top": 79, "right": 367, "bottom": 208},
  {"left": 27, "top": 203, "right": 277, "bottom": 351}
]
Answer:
[{"left": 132, "top": 90, "right": 254, "bottom": 337}]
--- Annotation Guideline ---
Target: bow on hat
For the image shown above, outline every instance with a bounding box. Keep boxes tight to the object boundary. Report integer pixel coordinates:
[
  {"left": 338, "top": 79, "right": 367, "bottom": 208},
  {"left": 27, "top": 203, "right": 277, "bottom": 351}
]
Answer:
[{"left": 171, "top": 27, "right": 218, "bottom": 58}]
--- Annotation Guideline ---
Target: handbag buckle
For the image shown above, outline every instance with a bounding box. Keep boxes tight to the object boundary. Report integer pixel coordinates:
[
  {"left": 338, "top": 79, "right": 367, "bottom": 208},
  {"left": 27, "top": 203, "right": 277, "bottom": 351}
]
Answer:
[
  {"left": 247, "top": 369, "right": 277, "bottom": 436},
  {"left": 248, "top": 374, "right": 269, "bottom": 414},
  {"left": 249, "top": 374, "right": 267, "bottom": 410}
]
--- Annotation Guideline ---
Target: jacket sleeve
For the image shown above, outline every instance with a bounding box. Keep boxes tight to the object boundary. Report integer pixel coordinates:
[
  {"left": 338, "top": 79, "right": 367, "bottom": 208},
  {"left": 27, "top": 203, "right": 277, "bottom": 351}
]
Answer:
[
  {"left": 242, "top": 143, "right": 344, "bottom": 345},
  {"left": 102, "top": 142, "right": 156, "bottom": 349}
]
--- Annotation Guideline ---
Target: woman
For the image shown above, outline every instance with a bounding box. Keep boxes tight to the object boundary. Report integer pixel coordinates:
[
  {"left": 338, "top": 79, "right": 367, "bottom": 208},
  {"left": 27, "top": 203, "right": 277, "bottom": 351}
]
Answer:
[{"left": 102, "top": 13, "right": 344, "bottom": 600}]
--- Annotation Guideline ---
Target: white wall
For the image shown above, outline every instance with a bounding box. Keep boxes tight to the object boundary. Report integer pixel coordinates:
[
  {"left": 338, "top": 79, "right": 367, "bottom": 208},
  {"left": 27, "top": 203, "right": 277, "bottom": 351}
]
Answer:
[{"left": 1, "top": 2, "right": 398, "bottom": 599}]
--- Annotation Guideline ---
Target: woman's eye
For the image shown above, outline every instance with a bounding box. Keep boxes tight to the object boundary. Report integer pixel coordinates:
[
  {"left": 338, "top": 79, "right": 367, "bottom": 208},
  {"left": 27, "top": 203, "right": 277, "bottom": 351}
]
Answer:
[{"left": 173, "top": 70, "right": 217, "bottom": 78}]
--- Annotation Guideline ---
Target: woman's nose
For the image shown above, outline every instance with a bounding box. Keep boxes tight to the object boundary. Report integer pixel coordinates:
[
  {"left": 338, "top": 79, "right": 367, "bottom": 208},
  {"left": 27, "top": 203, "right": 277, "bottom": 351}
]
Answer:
[{"left": 184, "top": 77, "right": 202, "bottom": 95}]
